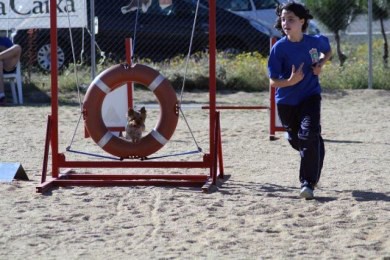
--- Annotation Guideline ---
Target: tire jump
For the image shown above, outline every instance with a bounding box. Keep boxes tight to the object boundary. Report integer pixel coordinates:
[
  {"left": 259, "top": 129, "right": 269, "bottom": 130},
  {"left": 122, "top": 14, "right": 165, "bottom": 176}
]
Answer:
[{"left": 83, "top": 64, "right": 179, "bottom": 158}]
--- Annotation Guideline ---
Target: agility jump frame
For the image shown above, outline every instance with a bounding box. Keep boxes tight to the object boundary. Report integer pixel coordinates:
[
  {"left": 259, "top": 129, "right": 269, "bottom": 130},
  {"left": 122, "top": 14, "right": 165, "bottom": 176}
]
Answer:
[{"left": 37, "top": 0, "right": 224, "bottom": 193}]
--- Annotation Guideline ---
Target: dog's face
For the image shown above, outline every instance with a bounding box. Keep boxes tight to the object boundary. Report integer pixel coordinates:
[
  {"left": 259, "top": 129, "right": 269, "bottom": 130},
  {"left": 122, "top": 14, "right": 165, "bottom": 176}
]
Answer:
[
  {"left": 127, "top": 107, "right": 147, "bottom": 127},
  {"left": 125, "top": 107, "right": 147, "bottom": 143}
]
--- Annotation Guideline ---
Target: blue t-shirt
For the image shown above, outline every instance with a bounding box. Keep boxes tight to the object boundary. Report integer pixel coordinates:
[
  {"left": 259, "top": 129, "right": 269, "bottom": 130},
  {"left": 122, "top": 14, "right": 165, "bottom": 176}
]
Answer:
[
  {"left": 0, "top": 37, "right": 13, "bottom": 48},
  {"left": 268, "top": 34, "right": 331, "bottom": 105}
]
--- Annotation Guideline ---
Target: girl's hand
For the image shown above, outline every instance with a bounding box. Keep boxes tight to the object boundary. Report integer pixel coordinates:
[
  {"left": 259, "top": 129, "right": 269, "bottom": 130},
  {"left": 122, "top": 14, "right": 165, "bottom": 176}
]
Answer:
[
  {"left": 289, "top": 63, "right": 304, "bottom": 85},
  {"left": 312, "top": 61, "right": 323, "bottom": 75}
]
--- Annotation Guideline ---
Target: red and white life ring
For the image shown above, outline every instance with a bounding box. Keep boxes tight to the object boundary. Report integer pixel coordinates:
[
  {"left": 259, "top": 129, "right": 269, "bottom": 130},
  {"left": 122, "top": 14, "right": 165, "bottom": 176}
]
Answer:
[{"left": 83, "top": 63, "right": 179, "bottom": 158}]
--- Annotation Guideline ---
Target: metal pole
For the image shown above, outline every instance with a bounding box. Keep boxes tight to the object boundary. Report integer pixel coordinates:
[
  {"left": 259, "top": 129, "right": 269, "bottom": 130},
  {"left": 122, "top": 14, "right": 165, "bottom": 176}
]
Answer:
[
  {"left": 49, "top": 0, "right": 59, "bottom": 178},
  {"left": 209, "top": 0, "right": 216, "bottom": 176},
  {"left": 90, "top": 0, "right": 96, "bottom": 79},
  {"left": 368, "top": 0, "right": 373, "bottom": 89}
]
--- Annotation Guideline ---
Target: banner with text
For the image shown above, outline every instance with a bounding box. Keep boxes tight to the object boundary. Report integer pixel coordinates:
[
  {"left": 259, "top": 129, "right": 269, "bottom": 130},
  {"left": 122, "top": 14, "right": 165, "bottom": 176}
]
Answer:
[{"left": 0, "top": 0, "right": 87, "bottom": 30}]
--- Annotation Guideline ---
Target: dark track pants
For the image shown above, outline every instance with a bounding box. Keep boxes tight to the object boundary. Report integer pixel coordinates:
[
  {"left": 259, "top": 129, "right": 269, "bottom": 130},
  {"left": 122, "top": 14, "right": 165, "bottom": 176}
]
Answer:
[{"left": 277, "top": 94, "right": 325, "bottom": 188}]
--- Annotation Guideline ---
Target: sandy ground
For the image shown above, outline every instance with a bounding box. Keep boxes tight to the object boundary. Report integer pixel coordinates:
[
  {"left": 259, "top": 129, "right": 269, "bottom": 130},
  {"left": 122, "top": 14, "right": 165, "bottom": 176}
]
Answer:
[{"left": 0, "top": 89, "right": 389, "bottom": 259}]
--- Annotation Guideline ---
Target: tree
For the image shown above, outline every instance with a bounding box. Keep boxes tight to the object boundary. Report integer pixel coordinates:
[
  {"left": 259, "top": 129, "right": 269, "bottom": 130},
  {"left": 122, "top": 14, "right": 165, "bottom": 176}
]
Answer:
[
  {"left": 304, "top": 0, "right": 361, "bottom": 66},
  {"left": 372, "top": 0, "right": 389, "bottom": 66}
]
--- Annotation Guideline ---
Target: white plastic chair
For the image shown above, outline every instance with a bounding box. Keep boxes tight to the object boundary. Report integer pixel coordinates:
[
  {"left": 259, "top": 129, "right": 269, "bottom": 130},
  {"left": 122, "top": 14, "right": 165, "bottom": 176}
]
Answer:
[{"left": 4, "top": 62, "right": 23, "bottom": 105}]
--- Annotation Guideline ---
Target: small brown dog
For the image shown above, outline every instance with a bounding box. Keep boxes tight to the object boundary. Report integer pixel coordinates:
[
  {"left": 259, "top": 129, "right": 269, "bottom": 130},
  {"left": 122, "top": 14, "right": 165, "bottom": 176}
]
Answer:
[{"left": 125, "top": 107, "right": 147, "bottom": 143}]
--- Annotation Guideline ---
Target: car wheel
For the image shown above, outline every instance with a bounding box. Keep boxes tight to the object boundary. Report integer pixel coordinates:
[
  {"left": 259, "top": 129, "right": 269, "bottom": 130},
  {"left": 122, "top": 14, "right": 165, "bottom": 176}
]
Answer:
[{"left": 37, "top": 43, "right": 66, "bottom": 71}]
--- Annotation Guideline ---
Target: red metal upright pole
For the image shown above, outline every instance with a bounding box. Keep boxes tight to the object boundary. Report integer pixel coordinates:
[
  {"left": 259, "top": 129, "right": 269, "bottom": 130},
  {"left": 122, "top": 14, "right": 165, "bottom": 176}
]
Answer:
[
  {"left": 125, "top": 38, "right": 134, "bottom": 109},
  {"left": 50, "top": 0, "right": 59, "bottom": 178},
  {"left": 209, "top": 0, "right": 217, "bottom": 177},
  {"left": 41, "top": 115, "right": 52, "bottom": 183},
  {"left": 269, "top": 37, "right": 284, "bottom": 140}
]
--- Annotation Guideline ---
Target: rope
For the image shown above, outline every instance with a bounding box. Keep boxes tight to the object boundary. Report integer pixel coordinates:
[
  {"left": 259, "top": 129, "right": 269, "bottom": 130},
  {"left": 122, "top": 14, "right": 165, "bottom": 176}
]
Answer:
[
  {"left": 64, "top": 1, "right": 107, "bottom": 150},
  {"left": 142, "top": 148, "right": 202, "bottom": 160},
  {"left": 66, "top": 147, "right": 122, "bottom": 161},
  {"left": 177, "top": 0, "right": 203, "bottom": 153},
  {"left": 179, "top": 0, "right": 200, "bottom": 103},
  {"left": 131, "top": 0, "right": 141, "bottom": 64},
  {"left": 65, "top": 6, "right": 83, "bottom": 112},
  {"left": 64, "top": 3, "right": 87, "bottom": 152},
  {"left": 66, "top": 147, "right": 202, "bottom": 161}
]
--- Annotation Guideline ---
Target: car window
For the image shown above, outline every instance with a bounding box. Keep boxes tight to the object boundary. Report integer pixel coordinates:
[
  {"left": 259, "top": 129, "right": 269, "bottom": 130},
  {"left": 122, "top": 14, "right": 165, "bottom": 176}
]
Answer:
[
  {"left": 217, "top": 0, "right": 251, "bottom": 11},
  {"left": 252, "top": 0, "right": 278, "bottom": 10},
  {"left": 139, "top": 0, "right": 171, "bottom": 14},
  {"left": 134, "top": 0, "right": 200, "bottom": 16}
]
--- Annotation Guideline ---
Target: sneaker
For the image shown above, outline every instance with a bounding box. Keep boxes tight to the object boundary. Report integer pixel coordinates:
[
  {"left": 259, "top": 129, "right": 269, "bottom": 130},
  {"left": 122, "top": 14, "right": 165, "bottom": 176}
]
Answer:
[{"left": 300, "top": 186, "right": 314, "bottom": 200}]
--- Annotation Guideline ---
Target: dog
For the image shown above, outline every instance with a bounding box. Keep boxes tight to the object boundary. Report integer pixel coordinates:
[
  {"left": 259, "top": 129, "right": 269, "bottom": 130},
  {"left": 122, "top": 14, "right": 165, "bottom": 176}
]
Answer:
[{"left": 125, "top": 107, "right": 147, "bottom": 143}]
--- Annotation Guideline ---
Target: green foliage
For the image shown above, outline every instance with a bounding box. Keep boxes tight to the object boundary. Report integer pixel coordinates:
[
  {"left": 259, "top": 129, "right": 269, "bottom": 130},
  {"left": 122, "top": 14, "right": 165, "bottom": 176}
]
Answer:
[
  {"left": 321, "top": 40, "right": 390, "bottom": 89},
  {"left": 372, "top": 0, "right": 390, "bottom": 20},
  {"left": 25, "top": 42, "right": 389, "bottom": 104},
  {"left": 152, "top": 51, "right": 270, "bottom": 92},
  {"left": 304, "top": 0, "right": 360, "bottom": 32},
  {"left": 221, "top": 52, "right": 269, "bottom": 91},
  {"left": 303, "top": 0, "right": 363, "bottom": 65}
]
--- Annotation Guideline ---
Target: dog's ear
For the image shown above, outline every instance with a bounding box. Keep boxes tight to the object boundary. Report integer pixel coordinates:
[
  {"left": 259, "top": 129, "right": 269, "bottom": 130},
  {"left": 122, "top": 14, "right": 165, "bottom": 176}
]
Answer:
[
  {"left": 128, "top": 108, "right": 135, "bottom": 117},
  {"left": 140, "top": 107, "right": 147, "bottom": 119}
]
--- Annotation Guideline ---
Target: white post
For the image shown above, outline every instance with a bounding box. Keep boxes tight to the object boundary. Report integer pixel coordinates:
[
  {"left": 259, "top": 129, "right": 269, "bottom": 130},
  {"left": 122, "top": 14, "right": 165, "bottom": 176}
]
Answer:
[
  {"left": 90, "top": 0, "right": 96, "bottom": 79},
  {"left": 368, "top": 0, "right": 373, "bottom": 89}
]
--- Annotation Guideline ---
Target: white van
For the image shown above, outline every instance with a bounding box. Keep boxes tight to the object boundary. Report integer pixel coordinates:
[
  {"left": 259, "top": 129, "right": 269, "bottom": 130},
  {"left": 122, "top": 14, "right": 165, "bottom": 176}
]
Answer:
[{"left": 216, "top": 0, "right": 320, "bottom": 36}]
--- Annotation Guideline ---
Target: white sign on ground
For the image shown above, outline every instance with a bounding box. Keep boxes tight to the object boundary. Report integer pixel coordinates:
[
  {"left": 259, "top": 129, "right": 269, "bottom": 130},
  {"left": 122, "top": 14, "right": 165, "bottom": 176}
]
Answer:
[{"left": 102, "top": 85, "right": 129, "bottom": 129}]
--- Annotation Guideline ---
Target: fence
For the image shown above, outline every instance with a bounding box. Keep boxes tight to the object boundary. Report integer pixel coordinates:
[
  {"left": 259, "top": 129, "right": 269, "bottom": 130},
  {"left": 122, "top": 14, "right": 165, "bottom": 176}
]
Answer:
[{"left": 2, "top": 0, "right": 390, "bottom": 97}]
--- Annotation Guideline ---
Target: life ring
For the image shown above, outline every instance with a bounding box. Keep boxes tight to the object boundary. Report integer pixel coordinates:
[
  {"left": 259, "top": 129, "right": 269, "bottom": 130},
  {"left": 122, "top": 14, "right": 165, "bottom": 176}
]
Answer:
[{"left": 83, "top": 63, "right": 179, "bottom": 158}]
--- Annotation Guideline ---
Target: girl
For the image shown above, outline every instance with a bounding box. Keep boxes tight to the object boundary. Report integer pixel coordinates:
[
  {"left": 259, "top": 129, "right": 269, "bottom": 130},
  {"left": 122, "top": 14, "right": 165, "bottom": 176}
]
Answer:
[{"left": 268, "top": 1, "right": 332, "bottom": 199}]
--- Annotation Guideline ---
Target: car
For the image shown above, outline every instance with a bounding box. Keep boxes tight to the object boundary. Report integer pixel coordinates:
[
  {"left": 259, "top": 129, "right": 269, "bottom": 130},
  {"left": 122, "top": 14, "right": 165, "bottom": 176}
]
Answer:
[
  {"left": 211, "top": 0, "right": 321, "bottom": 36},
  {"left": 13, "top": 0, "right": 271, "bottom": 71},
  {"left": 13, "top": 28, "right": 96, "bottom": 71}
]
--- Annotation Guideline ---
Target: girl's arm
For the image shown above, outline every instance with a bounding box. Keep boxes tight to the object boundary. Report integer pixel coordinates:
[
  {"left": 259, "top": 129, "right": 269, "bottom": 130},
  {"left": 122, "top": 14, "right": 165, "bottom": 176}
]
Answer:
[
  {"left": 312, "top": 50, "right": 332, "bottom": 76},
  {"left": 270, "top": 63, "right": 304, "bottom": 88}
]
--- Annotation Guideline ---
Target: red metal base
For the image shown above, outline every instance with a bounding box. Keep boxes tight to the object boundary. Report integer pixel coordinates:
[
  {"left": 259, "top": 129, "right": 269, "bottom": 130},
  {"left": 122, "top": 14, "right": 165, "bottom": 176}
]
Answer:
[
  {"left": 36, "top": 173, "right": 215, "bottom": 194},
  {"left": 37, "top": 112, "right": 225, "bottom": 194}
]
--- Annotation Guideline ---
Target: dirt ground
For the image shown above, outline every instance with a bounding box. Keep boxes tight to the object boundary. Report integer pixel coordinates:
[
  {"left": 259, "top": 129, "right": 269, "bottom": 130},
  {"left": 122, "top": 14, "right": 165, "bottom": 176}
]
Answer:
[{"left": 0, "top": 89, "right": 389, "bottom": 259}]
